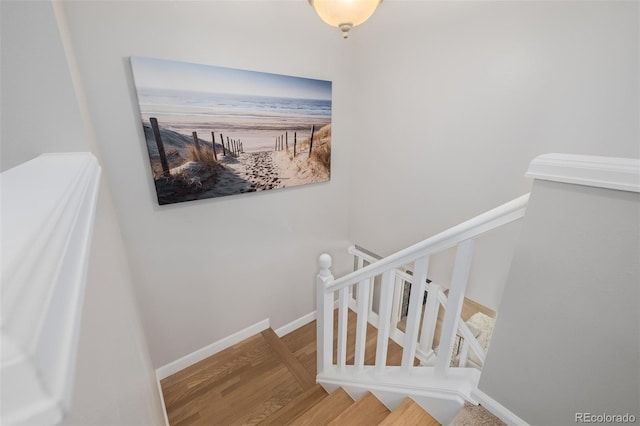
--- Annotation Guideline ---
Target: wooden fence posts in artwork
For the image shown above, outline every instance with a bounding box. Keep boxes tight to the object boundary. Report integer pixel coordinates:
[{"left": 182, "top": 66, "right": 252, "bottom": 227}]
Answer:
[
  {"left": 308, "top": 125, "right": 315, "bottom": 159},
  {"left": 274, "top": 126, "right": 315, "bottom": 159},
  {"left": 150, "top": 117, "right": 170, "bottom": 176},
  {"left": 192, "top": 132, "right": 202, "bottom": 154},
  {"left": 210, "top": 132, "right": 218, "bottom": 161},
  {"left": 150, "top": 117, "right": 321, "bottom": 169},
  {"left": 149, "top": 118, "right": 247, "bottom": 175}
]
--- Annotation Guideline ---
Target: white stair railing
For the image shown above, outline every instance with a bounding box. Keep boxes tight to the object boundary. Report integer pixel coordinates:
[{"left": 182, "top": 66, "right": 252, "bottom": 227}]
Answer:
[{"left": 316, "top": 194, "right": 529, "bottom": 388}]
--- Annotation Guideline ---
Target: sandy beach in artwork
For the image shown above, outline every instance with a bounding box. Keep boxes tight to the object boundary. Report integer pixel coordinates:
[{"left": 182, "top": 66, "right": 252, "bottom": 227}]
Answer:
[{"left": 147, "top": 123, "right": 331, "bottom": 204}]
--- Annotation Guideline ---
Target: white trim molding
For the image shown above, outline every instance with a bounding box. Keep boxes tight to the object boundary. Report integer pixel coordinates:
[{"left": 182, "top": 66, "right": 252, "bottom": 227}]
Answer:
[
  {"left": 155, "top": 319, "right": 270, "bottom": 380},
  {"left": 471, "top": 389, "right": 530, "bottom": 426},
  {"left": 1, "top": 153, "right": 101, "bottom": 425},
  {"left": 274, "top": 311, "right": 317, "bottom": 337},
  {"left": 526, "top": 153, "right": 640, "bottom": 193}
]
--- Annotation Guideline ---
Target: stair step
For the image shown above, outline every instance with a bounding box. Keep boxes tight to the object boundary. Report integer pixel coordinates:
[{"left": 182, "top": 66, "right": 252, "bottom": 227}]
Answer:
[
  {"left": 258, "top": 384, "right": 327, "bottom": 426},
  {"left": 379, "top": 397, "right": 441, "bottom": 425},
  {"left": 327, "top": 392, "right": 390, "bottom": 426},
  {"left": 288, "top": 388, "right": 354, "bottom": 425}
]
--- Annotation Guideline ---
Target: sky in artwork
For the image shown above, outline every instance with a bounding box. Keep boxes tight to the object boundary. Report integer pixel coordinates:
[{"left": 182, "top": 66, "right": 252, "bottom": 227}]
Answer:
[{"left": 130, "top": 56, "right": 332, "bottom": 100}]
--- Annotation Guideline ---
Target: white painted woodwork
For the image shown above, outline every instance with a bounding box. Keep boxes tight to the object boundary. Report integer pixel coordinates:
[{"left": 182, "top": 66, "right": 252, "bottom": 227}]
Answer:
[
  {"left": 327, "top": 194, "right": 528, "bottom": 294},
  {"left": 374, "top": 270, "right": 396, "bottom": 373},
  {"left": 337, "top": 287, "right": 349, "bottom": 368},
  {"left": 401, "top": 256, "right": 430, "bottom": 369},
  {"left": 316, "top": 254, "right": 334, "bottom": 376},
  {"left": 458, "top": 340, "right": 470, "bottom": 368},
  {"left": 526, "top": 153, "right": 640, "bottom": 193},
  {"left": 435, "top": 239, "right": 475, "bottom": 377},
  {"left": 1, "top": 153, "right": 101, "bottom": 425},
  {"left": 354, "top": 277, "right": 371, "bottom": 370},
  {"left": 418, "top": 283, "right": 441, "bottom": 357},
  {"left": 457, "top": 320, "right": 486, "bottom": 364},
  {"left": 390, "top": 275, "right": 403, "bottom": 326}
]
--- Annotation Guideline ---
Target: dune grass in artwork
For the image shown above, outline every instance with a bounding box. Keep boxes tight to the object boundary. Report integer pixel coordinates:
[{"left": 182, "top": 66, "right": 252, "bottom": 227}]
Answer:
[{"left": 131, "top": 56, "right": 332, "bottom": 205}]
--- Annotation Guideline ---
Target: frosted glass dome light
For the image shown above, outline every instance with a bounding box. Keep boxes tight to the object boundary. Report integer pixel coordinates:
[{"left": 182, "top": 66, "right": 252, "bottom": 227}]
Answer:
[{"left": 309, "top": 0, "right": 382, "bottom": 39}]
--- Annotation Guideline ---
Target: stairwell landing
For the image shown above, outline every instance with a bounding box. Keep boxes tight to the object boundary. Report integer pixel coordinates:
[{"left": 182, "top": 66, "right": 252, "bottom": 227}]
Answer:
[{"left": 159, "top": 318, "right": 502, "bottom": 425}]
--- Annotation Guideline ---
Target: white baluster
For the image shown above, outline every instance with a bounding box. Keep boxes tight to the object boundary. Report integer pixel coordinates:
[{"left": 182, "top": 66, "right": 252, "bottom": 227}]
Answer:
[
  {"left": 375, "top": 269, "right": 396, "bottom": 373},
  {"left": 458, "top": 337, "right": 469, "bottom": 368},
  {"left": 354, "top": 275, "right": 371, "bottom": 370},
  {"left": 368, "top": 274, "right": 375, "bottom": 317},
  {"left": 435, "top": 239, "right": 474, "bottom": 377},
  {"left": 390, "top": 273, "right": 403, "bottom": 328},
  {"left": 351, "top": 255, "right": 363, "bottom": 303},
  {"left": 316, "top": 254, "right": 334, "bottom": 375},
  {"left": 401, "top": 256, "right": 429, "bottom": 369},
  {"left": 418, "top": 282, "right": 441, "bottom": 355},
  {"left": 337, "top": 286, "right": 349, "bottom": 368}
]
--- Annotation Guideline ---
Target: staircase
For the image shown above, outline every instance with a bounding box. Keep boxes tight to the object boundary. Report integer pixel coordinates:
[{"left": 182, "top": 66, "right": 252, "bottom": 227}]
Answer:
[
  {"left": 160, "top": 322, "right": 439, "bottom": 425},
  {"left": 160, "top": 195, "right": 530, "bottom": 425},
  {"left": 160, "top": 319, "right": 503, "bottom": 425}
]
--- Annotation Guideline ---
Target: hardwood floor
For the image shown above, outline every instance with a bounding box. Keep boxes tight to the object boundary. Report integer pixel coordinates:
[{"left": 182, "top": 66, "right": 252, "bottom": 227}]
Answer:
[
  {"left": 161, "top": 330, "right": 310, "bottom": 425},
  {"left": 160, "top": 310, "right": 433, "bottom": 425}
]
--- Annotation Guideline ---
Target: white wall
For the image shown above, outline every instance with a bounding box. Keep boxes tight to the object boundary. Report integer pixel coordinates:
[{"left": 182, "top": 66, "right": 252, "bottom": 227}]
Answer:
[
  {"left": 479, "top": 180, "right": 640, "bottom": 425},
  {"left": 1, "top": 1, "right": 165, "bottom": 424},
  {"left": 346, "top": 1, "right": 639, "bottom": 310},
  {"left": 59, "top": 0, "right": 354, "bottom": 368},
  {"left": 0, "top": 0, "right": 87, "bottom": 170}
]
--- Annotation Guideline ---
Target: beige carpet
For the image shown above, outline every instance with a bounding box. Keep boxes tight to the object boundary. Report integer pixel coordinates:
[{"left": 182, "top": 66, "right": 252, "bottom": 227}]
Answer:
[{"left": 449, "top": 402, "right": 506, "bottom": 426}]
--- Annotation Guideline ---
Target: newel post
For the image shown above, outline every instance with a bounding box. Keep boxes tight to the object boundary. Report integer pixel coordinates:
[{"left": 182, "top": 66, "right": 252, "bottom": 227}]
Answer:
[{"left": 316, "top": 254, "right": 334, "bottom": 376}]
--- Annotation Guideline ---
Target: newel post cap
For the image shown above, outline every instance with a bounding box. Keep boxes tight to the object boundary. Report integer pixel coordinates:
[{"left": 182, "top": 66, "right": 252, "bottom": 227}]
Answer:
[{"left": 318, "top": 253, "right": 332, "bottom": 277}]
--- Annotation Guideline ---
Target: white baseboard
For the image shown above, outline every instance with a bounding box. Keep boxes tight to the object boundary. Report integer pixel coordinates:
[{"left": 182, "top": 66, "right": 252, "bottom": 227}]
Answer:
[
  {"left": 274, "top": 299, "right": 341, "bottom": 337},
  {"left": 275, "top": 311, "right": 317, "bottom": 337},
  {"left": 471, "top": 389, "right": 529, "bottom": 426},
  {"left": 155, "top": 319, "right": 270, "bottom": 380}
]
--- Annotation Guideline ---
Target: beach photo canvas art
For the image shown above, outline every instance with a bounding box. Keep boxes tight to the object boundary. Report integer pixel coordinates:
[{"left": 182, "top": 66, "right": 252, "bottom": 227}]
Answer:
[{"left": 130, "top": 56, "right": 332, "bottom": 205}]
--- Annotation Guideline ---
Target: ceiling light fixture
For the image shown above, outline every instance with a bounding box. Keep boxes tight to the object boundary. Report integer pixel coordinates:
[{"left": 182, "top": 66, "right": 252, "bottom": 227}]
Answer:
[{"left": 309, "top": 0, "right": 382, "bottom": 39}]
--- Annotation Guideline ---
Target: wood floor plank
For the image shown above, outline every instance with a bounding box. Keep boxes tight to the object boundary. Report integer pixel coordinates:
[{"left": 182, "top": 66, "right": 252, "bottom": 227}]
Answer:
[
  {"left": 262, "top": 328, "right": 315, "bottom": 390},
  {"left": 327, "top": 391, "right": 390, "bottom": 426},
  {"left": 162, "top": 333, "right": 265, "bottom": 391},
  {"left": 288, "top": 388, "right": 354, "bottom": 425},
  {"left": 378, "top": 398, "right": 440, "bottom": 426},
  {"left": 281, "top": 320, "right": 318, "bottom": 377},
  {"left": 162, "top": 333, "right": 274, "bottom": 409},
  {"left": 196, "top": 363, "right": 301, "bottom": 425},
  {"left": 162, "top": 331, "right": 305, "bottom": 426}
]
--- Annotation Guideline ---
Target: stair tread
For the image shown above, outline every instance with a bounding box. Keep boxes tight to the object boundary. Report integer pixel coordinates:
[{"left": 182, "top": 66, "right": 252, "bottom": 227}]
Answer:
[
  {"left": 326, "top": 392, "right": 390, "bottom": 426},
  {"left": 258, "top": 384, "right": 328, "bottom": 426},
  {"left": 288, "top": 388, "right": 354, "bottom": 425},
  {"left": 379, "top": 397, "right": 441, "bottom": 426}
]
